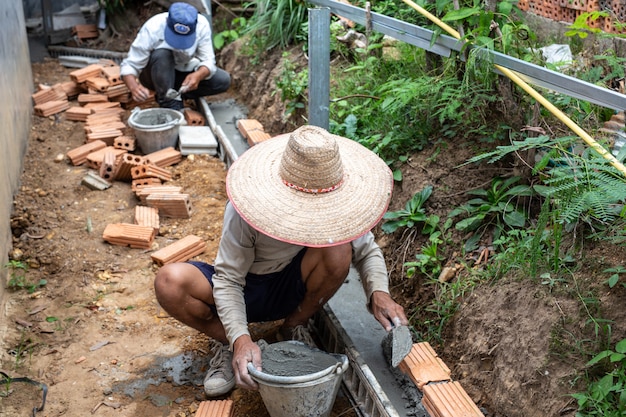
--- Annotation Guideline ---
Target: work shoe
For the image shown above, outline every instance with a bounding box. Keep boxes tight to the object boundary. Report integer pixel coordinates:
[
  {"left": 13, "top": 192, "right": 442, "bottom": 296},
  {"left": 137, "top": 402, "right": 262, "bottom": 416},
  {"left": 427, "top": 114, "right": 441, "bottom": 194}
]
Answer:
[
  {"left": 277, "top": 324, "right": 316, "bottom": 347},
  {"left": 203, "top": 340, "right": 235, "bottom": 397}
]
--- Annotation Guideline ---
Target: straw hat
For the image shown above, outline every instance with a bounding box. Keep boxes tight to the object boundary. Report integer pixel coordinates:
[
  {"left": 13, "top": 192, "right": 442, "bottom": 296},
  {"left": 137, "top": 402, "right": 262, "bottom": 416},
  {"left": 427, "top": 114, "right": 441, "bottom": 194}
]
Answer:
[{"left": 226, "top": 125, "right": 393, "bottom": 247}]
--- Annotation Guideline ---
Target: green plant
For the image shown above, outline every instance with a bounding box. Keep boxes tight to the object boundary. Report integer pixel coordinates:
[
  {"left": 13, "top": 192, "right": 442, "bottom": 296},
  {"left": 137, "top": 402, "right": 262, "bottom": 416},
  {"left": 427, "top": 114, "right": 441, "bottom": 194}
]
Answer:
[
  {"left": 448, "top": 176, "right": 533, "bottom": 242},
  {"left": 604, "top": 266, "right": 626, "bottom": 289},
  {"left": 382, "top": 185, "right": 435, "bottom": 234},
  {"left": 213, "top": 17, "right": 247, "bottom": 50},
  {"left": 571, "top": 338, "right": 626, "bottom": 416},
  {"left": 243, "top": 0, "right": 309, "bottom": 51},
  {"left": 273, "top": 52, "right": 308, "bottom": 120},
  {"left": 4, "top": 260, "right": 46, "bottom": 294},
  {"left": 404, "top": 231, "right": 446, "bottom": 279}
]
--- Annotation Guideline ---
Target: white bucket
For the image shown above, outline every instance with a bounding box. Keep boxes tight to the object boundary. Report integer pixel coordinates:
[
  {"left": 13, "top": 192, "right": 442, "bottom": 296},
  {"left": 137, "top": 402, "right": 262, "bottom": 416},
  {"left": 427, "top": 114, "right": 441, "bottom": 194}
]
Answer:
[
  {"left": 248, "top": 341, "right": 349, "bottom": 417},
  {"left": 127, "top": 108, "right": 184, "bottom": 154}
]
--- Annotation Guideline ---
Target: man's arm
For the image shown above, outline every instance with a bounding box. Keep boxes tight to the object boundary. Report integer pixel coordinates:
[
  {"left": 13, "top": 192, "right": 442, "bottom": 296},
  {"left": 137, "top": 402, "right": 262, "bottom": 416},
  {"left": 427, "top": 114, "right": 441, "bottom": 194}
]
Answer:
[{"left": 352, "top": 233, "right": 409, "bottom": 330}]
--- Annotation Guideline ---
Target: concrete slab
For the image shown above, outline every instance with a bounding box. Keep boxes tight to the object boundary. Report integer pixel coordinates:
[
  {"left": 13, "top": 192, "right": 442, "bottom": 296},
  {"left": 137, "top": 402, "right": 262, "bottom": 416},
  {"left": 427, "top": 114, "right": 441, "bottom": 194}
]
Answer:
[{"left": 179, "top": 125, "right": 218, "bottom": 156}]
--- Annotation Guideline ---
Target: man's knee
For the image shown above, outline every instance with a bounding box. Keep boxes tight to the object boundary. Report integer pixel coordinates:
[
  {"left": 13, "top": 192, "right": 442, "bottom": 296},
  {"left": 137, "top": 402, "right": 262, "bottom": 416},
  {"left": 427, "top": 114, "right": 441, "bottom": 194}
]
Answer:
[{"left": 154, "top": 263, "right": 185, "bottom": 298}]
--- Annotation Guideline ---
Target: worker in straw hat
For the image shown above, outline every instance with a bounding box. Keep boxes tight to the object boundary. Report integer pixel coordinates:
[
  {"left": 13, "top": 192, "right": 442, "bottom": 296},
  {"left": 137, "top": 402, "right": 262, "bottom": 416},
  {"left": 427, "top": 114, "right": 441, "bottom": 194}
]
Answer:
[
  {"left": 154, "top": 125, "right": 409, "bottom": 397},
  {"left": 120, "top": 2, "right": 231, "bottom": 110}
]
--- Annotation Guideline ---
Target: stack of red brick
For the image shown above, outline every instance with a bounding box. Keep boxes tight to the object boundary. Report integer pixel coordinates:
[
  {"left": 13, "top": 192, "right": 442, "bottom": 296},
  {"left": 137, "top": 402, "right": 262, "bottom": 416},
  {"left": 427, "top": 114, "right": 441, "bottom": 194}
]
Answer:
[
  {"left": 518, "top": 0, "right": 625, "bottom": 34},
  {"left": 399, "top": 341, "right": 484, "bottom": 416}
]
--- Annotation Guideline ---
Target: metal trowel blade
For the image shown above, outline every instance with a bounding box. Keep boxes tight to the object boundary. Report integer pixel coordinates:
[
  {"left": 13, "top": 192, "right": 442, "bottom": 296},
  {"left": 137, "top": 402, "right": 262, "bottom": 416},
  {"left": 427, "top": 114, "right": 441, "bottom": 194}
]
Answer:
[
  {"left": 165, "top": 88, "right": 181, "bottom": 100},
  {"left": 390, "top": 325, "right": 412, "bottom": 367}
]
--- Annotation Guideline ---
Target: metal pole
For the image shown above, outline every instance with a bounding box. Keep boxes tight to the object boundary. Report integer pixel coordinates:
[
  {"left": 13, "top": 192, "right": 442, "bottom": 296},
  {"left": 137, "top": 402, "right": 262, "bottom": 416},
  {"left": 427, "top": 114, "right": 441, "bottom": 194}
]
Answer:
[{"left": 308, "top": 7, "right": 331, "bottom": 130}]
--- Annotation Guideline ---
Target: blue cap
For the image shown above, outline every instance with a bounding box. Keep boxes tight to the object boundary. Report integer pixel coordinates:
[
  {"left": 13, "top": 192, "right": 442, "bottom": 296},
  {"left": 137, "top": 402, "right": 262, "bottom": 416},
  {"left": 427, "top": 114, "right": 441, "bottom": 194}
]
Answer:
[{"left": 164, "top": 2, "right": 198, "bottom": 50}]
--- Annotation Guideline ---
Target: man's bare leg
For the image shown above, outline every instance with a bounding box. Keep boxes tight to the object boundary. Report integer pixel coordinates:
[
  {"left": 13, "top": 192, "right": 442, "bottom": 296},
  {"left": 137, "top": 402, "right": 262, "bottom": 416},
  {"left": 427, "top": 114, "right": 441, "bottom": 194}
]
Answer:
[
  {"left": 280, "top": 243, "right": 352, "bottom": 331},
  {"left": 154, "top": 263, "right": 227, "bottom": 343}
]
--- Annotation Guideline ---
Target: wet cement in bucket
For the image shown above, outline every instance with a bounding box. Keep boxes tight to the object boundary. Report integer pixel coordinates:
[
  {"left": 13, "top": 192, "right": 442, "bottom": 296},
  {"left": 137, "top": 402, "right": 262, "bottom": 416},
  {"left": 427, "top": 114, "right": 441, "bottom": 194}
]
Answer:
[
  {"left": 260, "top": 341, "right": 338, "bottom": 376},
  {"left": 132, "top": 110, "right": 179, "bottom": 127}
]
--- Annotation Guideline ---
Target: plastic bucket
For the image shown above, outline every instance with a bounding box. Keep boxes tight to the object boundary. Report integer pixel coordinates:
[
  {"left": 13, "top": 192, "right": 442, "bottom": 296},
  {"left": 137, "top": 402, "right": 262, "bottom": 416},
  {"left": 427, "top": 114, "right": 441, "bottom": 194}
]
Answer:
[
  {"left": 247, "top": 341, "right": 349, "bottom": 417},
  {"left": 127, "top": 108, "right": 184, "bottom": 154}
]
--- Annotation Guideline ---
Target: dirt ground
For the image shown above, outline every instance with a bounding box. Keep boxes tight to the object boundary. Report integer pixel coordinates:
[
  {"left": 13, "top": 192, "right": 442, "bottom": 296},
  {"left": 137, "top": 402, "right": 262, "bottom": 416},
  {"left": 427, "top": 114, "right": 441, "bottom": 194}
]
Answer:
[{"left": 3, "top": 4, "right": 626, "bottom": 417}]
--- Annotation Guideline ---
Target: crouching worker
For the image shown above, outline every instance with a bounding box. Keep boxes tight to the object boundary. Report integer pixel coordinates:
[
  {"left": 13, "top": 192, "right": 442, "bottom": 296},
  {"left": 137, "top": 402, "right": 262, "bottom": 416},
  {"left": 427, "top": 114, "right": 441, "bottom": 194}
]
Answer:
[
  {"left": 120, "top": 2, "right": 230, "bottom": 110},
  {"left": 154, "top": 125, "right": 408, "bottom": 396}
]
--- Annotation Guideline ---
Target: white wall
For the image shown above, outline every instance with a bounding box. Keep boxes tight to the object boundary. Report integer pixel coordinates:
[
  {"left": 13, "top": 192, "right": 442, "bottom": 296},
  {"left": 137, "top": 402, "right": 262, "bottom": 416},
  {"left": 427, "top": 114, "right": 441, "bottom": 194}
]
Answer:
[{"left": 0, "top": 0, "right": 33, "bottom": 316}]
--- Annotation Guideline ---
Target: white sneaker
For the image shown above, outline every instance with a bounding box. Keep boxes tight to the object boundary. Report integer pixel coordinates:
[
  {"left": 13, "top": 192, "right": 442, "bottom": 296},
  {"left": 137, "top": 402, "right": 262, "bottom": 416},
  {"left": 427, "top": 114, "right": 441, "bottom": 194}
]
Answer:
[{"left": 203, "top": 341, "right": 235, "bottom": 397}]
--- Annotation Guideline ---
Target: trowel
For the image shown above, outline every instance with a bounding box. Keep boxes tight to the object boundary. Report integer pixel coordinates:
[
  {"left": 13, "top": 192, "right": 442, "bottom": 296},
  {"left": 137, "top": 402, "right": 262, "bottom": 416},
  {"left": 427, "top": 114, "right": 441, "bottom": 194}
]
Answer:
[
  {"left": 165, "top": 85, "right": 189, "bottom": 101},
  {"left": 382, "top": 323, "right": 413, "bottom": 367}
]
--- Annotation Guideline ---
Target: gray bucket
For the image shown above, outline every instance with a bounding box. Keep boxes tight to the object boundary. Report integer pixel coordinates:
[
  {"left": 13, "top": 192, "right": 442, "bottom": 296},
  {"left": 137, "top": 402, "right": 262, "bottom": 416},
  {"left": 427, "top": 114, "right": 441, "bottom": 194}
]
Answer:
[
  {"left": 248, "top": 341, "right": 349, "bottom": 417},
  {"left": 127, "top": 108, "right": 184, "bottom": 154}
]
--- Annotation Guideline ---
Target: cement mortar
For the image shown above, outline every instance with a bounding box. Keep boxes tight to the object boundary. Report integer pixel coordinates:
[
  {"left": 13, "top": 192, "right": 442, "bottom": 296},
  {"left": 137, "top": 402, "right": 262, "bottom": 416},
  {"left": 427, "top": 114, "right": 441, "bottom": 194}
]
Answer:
[{"left": 259, "top": 341, "right": 339, "bottom": 377}]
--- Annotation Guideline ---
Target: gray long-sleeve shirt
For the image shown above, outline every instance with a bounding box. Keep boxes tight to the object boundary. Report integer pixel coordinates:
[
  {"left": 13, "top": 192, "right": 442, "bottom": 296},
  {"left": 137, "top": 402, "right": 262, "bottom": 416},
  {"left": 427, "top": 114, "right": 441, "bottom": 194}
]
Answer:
[
  {"left": 212, "top": 202, "right": 390, "bottom": 346},
  {"left": 119, "top": 12, "right": 217, "bottom": 78}
]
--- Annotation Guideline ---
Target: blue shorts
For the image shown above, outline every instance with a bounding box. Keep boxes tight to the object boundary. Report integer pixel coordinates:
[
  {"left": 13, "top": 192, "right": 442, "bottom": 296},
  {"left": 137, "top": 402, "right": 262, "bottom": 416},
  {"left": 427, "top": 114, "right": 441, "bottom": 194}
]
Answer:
[{"left": 188, "top": 249, "right": 307, "bottom": 323}]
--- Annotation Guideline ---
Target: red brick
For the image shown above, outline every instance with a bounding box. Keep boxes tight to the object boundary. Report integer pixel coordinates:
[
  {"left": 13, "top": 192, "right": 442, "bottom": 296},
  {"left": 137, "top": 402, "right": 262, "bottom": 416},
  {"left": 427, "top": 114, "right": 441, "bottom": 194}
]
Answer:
[
  {"left": 134, "top": 206, "right": 159, "bottom": 231},
  {"left": 114, "top": 135, "right": 136, "bottom": 152},
  {"left": 115, "top": 153, "right": 146, "bottom": 181},
  {"left": 131, "top": 178, "right": 163, "bottom": 192},
  {"left": 143, "top": 147, "right": 182, "bottom": 168},
  {"left": 146, "top": 193, "right": 192, "bottom": 218},
  {"left": 237, "top": 119, "right": 271, "bottom": 147},
  {"left": 66, "top": 140, "right": 107, "bottom": 166},
  {"left": 194, "top": 400, "right": 234, "bottom": 417},
  {"left": 135, "top": 185, "right": 182, "bottom": 203},
  {"left": 184, "top": 108, "right": 206, "bottom": 126},
  {"left": 131, "top": 164, "right": 173, "bottom": 182},
  {"left": 399, "top": 342, "right": 452, "bottom": 390},
  {"left": 151, "top": 235, "right": 206, "bottom": 266},
  {"left": 70, "top": 64, "right": 103, "bottom": 83},
  {"left": 422, "top": 381, "right": 483, "bottom": 417},
  {"left": 102, "top": 223, "right": 156, "bottom": 249}
]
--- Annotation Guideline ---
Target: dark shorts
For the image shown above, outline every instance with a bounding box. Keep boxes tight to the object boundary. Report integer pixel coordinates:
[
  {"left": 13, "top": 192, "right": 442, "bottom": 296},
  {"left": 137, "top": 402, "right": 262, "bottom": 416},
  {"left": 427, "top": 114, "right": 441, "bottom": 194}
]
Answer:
[{"left": 187, "top": 249, "right": 307, "bottom": 323}]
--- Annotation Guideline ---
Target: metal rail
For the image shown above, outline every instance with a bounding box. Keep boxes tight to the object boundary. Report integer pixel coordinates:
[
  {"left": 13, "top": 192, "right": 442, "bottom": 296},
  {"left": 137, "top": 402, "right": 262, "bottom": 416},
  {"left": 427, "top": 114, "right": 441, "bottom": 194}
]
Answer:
[{"left": 308, "top": 0, "right": 626, "bottom": 111}]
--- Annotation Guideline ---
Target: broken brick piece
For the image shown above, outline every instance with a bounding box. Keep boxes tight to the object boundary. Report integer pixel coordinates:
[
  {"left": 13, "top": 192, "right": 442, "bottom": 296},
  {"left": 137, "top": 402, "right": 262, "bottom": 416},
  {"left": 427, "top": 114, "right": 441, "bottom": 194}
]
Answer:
[
  {"left": 237, "top": 119, "right": 271, "bottom": 147},
  {"left": 194, "top": 400, "right": 234, "bottom": 417},
  {"left": 146, "top": 193, "right": 191, "bottom": 218},
  {"left": 422, "top": 381, "right": 483, "bottom": 417},
  {"left": 134, "top": 206, "right": 159, "bottom": 231},
  {"left": 399, "top": 342, "right": 452, "bottom": 390},
  {"left": 102, "top": 223, "right": 156, "bottom": 249},
  {"left": 151, "top": 235, "right": 206, "bottom": 266},
  {"left": 66, "top": 140, "right": 107, "bottom": 166},
  {"left": 143, "top": 147, "right": 182, "bottom": 168}
]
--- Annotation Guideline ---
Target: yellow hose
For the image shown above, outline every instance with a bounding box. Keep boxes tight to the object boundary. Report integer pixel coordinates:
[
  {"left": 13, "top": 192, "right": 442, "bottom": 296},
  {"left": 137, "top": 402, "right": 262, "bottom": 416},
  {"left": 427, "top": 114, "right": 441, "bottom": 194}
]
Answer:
[{"left": 402, "top": 0, "right": 626, "bottom": 177}]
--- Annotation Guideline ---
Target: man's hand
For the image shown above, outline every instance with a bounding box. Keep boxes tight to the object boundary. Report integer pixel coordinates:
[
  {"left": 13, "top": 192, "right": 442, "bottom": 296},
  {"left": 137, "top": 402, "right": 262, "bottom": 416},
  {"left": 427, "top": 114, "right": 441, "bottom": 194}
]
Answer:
[
  {"left": 180, "top": 66, "right": 210, "bottom": 93},
  {"left": 123, "top": 75, "right": 150, "bottom": 102},
  {"left": 232, "top": 335, "right": 262, "bottom": 390},
  {"left": 370, "top": 291, "right": 408, "bottom": 331}
]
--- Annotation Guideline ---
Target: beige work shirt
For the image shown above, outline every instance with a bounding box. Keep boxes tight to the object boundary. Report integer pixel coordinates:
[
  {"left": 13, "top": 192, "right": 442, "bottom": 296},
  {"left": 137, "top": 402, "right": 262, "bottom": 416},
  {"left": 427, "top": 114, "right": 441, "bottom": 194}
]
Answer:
[{"left": 212, "top": 202, "right": 390, "bottom": 346}]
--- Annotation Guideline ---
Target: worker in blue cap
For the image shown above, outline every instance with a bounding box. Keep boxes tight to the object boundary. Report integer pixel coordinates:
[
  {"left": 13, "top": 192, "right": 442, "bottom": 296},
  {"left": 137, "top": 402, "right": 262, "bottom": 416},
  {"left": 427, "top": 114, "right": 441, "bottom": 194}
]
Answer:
[{"left": 121, "top": 2, "right": 231, "bottom": 110}]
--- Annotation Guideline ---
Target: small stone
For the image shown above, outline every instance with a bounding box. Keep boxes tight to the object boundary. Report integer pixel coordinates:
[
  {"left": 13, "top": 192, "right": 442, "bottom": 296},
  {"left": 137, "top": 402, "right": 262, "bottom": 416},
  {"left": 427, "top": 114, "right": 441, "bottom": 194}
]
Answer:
[{"left": 54, "top": 153, "right": 65, "bottom": 163}]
